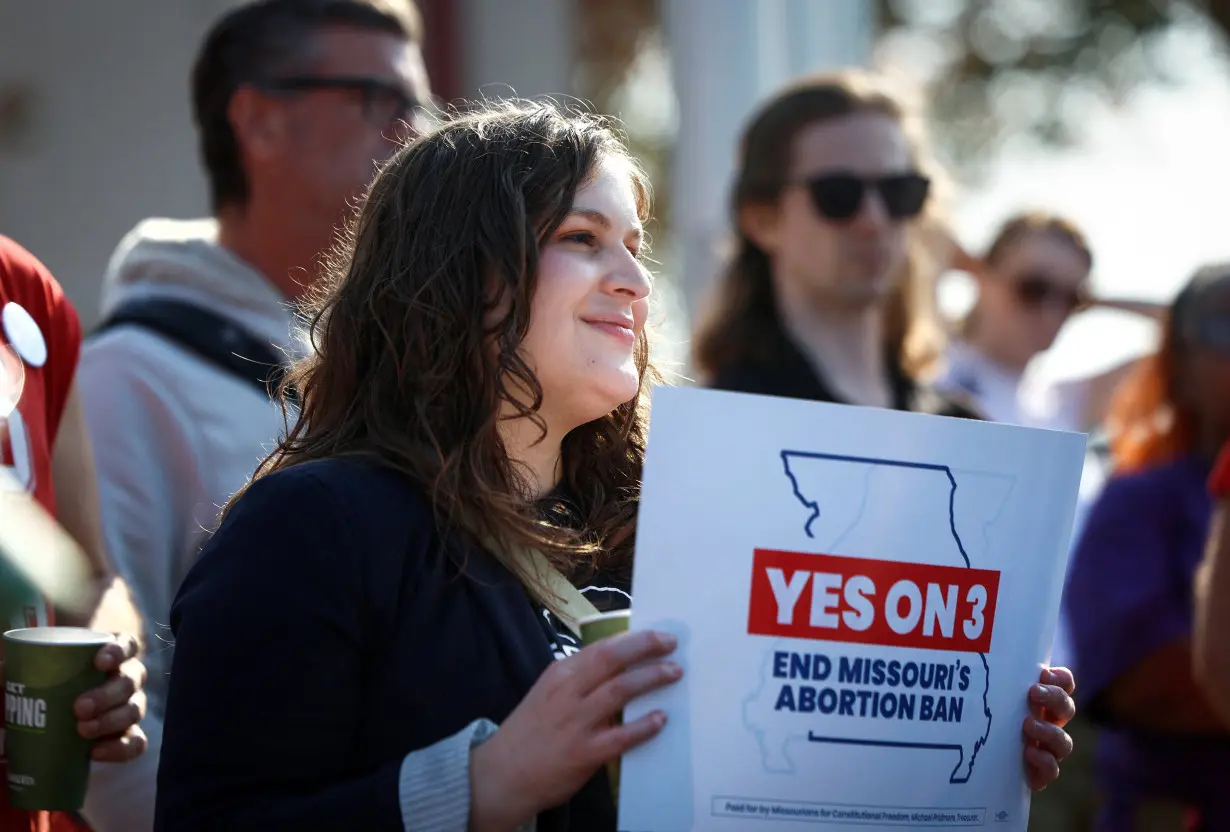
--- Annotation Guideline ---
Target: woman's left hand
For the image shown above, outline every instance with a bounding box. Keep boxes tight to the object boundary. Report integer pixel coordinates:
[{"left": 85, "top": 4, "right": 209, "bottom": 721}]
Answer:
[
  {"left": 1023, "top": 666, "right": 1076, "bottom": 791},
  {"left": 73, "top": 632, "right": 149, "bottom": 762}
]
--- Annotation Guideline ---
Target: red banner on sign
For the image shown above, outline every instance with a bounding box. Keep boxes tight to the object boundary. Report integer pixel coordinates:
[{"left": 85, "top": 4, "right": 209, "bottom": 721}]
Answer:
[{"left": 747, "top": 549, "right": 1000, "bottom": 654}]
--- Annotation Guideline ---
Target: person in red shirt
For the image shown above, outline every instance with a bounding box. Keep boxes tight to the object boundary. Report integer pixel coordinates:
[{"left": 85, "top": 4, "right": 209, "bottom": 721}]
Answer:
[{"left": 0, "top": 235, "right": 148, "bottom": 832}]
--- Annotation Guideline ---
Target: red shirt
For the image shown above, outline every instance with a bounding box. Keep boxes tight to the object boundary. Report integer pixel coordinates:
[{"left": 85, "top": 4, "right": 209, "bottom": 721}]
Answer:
[
  {"left": 0, "top": 235, "right": 80, "bottom": 516},
  {"left": 1210, "top": 442, "right": 1230, "bottom": 498},
  {"left": 0, "top": 235, "right": 89, "bottom": 831}
]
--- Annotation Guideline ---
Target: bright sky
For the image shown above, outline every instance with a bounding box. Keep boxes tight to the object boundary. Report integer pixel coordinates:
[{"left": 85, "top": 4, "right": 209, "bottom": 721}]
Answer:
[{"left": 944, "top": 37, "right": 1230, "bottom": 382}]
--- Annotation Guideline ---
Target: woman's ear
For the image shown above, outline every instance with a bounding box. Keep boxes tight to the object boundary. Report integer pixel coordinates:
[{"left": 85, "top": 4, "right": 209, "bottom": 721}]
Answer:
[{"left": 737, "top": 201, "right": 782, "bottom": 256}]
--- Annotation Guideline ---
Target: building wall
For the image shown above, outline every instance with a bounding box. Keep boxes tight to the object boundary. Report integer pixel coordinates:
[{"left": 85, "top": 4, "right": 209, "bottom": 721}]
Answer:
[
  {"left": 0, "top": 1, "right": 225, "bottom": 324},
  {"left": 0, "top": 0, "right": 502, "bottom": 326},
  {"left": 457, "top": 0, "right": 574, "bottom": 102}
]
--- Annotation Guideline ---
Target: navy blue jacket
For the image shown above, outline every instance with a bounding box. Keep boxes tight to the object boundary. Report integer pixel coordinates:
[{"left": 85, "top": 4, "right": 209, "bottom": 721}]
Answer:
[
  {"left": 154, "top": 456, "right": 616, "bottom": 830},
  {"left": 706, "top": 312, "right": 980, "bottom": 419}
]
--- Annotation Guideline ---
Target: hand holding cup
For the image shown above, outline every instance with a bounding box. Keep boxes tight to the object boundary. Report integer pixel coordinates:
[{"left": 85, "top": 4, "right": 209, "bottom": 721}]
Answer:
[{"left": 3, "top": 627, "right": 147, "bottom": 812}]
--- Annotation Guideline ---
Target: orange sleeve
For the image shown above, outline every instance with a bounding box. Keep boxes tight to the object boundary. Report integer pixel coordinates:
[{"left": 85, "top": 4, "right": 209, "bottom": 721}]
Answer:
[{"left": 1209, "top": 441, "right": 1230, "bottom": 498}]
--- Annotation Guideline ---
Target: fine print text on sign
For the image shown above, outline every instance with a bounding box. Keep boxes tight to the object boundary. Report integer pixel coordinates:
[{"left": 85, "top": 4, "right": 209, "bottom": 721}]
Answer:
[{"left": 618, "top": 387, "right": 1085, "bottom": 832}]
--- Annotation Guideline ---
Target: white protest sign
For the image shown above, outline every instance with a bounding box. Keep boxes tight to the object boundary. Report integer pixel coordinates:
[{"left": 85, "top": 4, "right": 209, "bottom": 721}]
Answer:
[{"left": 619, "top": 387, "right": 1086, "bottom": 832}]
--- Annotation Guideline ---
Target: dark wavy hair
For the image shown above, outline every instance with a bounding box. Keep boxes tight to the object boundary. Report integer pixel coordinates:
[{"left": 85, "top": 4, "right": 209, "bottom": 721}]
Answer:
[{"left": 233, "top": 99, "right": 656, "bottom": 588}]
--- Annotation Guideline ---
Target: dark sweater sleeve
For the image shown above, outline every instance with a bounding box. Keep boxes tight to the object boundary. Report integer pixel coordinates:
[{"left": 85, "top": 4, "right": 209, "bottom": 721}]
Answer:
[{"left": 153, "top": 467, "right": 404, "bottom": 831}]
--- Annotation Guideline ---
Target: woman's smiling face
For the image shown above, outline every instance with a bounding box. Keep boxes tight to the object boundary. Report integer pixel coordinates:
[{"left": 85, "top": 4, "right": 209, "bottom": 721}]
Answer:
[{"left": 520, "top": 155, "right": 653, "bottom": 431}]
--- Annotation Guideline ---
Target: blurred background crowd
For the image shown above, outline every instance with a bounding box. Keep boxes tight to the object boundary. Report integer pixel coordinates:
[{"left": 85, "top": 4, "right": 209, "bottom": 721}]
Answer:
[{"left": 10, "top": 0, "right": 1230, "bottom": 373}]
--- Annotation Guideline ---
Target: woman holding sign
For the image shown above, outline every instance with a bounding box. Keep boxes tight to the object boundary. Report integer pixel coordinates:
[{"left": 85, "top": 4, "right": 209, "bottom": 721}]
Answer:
[{"left": 155, "top": 100, "right": 1077, "bottom": 831}]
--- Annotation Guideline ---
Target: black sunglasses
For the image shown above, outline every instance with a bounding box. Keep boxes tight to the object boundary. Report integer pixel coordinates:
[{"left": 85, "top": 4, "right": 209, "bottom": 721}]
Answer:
[
  {"left": 798, "top": 172, "right": 930, "bottom": 221},
  {"left": 256, "top": 75, "right": 430, "bottom": 130},
  {"left": 1011, "top": 272, "right": 1089, "bottom": 314}
]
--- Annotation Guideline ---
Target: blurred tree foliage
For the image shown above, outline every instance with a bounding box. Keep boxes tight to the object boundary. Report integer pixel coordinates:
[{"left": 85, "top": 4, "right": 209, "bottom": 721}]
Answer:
[
  {"left": 876, "top": 0, "right": 1230, "bottom": 173},
  {"left": 572, "top": 0, "right": 1230, "bottom": 218},
  {"left": 573, "top": 0, "right": 658, "bottom": 106},
  {"left": 573, "top": 0, "right": 672, "bottom": 233}
]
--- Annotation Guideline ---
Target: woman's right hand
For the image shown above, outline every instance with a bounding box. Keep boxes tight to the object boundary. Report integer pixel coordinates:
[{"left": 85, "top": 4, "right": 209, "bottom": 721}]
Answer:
[{"left": 468, "top": 628, "right": 682, "bottom": 831}]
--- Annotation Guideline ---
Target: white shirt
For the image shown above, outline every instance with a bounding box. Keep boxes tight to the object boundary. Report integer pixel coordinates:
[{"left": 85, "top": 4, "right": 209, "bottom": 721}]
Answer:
[
  {"left": 935, "top": 340, "right": 1105, "bottom": 671},
  {"left": 79, "top": 218, "right": 304, "bottom": 720},
  {"left": 934, "top": 340, "right": 1086, "bottom": 432}
]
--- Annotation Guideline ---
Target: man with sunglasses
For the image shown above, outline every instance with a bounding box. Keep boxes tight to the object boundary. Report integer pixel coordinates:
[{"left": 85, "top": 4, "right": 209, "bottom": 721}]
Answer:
[
  {"left": 73, "top": 2, "right": 431, "bottom": 812},
  {"left": 694, "top": 70, "right": 980, "bottom": 420}
]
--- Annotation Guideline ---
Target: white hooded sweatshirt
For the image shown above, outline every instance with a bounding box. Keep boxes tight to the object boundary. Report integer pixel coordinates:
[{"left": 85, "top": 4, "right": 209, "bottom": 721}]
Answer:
[
  {"left": 78, "top": 218, "right": 304, "bottom": 720},
  {"left": 76, "top": 219, "right": 519, "bottom": 832}
]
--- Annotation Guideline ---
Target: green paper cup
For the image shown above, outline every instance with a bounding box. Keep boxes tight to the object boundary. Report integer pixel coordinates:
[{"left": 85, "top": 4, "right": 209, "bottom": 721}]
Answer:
[
  {"left": 578, "top": 609, "right": 632, "bottom": 805},
  {"left": 3, "top": 627, "right": 113, "bottom": 811},
  {"left": 579, "top": 609, "right": 631, "bottom": 646}
]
